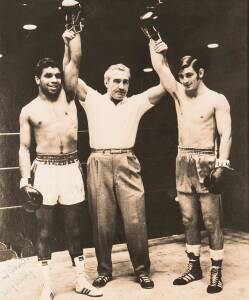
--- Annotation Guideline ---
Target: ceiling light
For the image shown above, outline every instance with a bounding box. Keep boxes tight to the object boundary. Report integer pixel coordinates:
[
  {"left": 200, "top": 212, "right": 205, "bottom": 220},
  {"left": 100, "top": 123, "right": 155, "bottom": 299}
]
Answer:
[
  {"left": 23, "top": 24, "right": 37, "bottom": 30},
  {"left": 21, "top": 0, "right": 30, "bottom": 5},
  {"left": 0, "top": 54, "right": 3, "bottom": 58},
  {"left": 143, "top": 67, "right": 153, "bottom": 73},
  {"left": 207, "top": 43, "right": 219, "bottom": 49}
]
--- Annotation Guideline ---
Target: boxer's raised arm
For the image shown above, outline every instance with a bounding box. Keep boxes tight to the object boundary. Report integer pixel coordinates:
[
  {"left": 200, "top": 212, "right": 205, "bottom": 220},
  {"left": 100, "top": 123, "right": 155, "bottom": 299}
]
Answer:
[
  {"left": 62, "top": 33, "right": 70, "bottom": 71},
  {"left": 149, "top": 39, "right": 180, "bottom": 98},
  {"left": 62, "top": 31, "right": 88, "bottom": 102},
  {"left": 19, "top": 107, "right": 32, "bottom": 180},
  {"left": 63, "top": 31, "right": 82, "bottom": 99}
]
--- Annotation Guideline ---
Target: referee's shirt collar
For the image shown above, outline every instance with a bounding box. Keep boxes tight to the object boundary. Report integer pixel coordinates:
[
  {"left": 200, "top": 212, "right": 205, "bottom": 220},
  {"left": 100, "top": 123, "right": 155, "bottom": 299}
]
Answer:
[{"left": 104, "top": 93, "right": 128, "bottom": 105}]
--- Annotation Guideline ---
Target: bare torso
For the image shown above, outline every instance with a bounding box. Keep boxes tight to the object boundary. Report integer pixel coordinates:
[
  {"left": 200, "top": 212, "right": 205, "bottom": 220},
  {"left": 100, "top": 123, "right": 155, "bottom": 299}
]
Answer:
[
  {"left": 175, "top": 86, "right": 219, "bottom": 149},
  {"left": 26, "top": 91, "right": 78, "bottom": 154}
]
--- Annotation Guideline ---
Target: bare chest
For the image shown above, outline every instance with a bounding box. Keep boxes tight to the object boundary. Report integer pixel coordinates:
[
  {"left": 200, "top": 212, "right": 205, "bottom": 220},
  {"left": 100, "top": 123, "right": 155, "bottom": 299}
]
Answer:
[
  {"left": 30, "top": 102, "right": 78, "bottom": 131},
  {"left": 176, "top": 96, "right": 214, "bottom": 123}
]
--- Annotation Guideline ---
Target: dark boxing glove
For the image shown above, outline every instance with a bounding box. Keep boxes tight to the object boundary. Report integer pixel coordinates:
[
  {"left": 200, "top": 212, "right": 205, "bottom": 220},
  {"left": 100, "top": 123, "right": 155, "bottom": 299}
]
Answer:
[
  {"left": 20, "top": 184, "right": 43, "bottom": 213},
  {"left": 62, "top": 0, "right": 85, "bottom": 33},
  {"left": 140, "top": 11, "right": 160, "bottom": 41},
  {"left": 139, "top": 0, "right": 163, "bottom": 41},
  {"left": 203, "top": 159, "right": 233, "bottom": 194}
]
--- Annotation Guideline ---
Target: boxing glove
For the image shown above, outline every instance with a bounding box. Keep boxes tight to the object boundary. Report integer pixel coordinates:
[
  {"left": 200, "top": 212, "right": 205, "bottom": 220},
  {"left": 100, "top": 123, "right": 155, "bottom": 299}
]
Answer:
[
  {"left": 62, "top": 0, "right": 85, "bottom": 33},
  {"left": 20, "top": 185, "right": 43, "bottom": 213}
]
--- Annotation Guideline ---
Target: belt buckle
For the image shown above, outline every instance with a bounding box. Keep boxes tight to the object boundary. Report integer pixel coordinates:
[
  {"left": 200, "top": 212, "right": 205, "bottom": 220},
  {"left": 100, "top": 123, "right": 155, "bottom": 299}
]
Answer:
[{"left": 110, "top": 149, "right": 122, "bottom": 154}]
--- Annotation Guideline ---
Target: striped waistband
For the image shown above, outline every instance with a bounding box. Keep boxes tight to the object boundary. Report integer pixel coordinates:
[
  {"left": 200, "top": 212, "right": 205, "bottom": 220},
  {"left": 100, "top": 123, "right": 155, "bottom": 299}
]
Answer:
[
  {"left": 36, "top": 151, "right": 78, "bottom": 165},
  {"left": 178, "top": 147, "right": 215, "bottom": 155},
  {"left": 91, "top": 148, "right": 134, "bottom": 154}
]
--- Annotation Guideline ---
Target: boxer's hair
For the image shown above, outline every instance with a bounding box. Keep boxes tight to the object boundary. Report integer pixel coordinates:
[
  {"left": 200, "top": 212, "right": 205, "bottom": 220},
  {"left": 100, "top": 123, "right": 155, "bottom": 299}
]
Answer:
[
  {"left": 104, "top": 64, "right": 131, "bottom": 82},
  {"left": 179, "top": 56, "right": 203, "bottom": 74},
  {"left": 35, "top": 57, "right": 62, "bottom": 78}
]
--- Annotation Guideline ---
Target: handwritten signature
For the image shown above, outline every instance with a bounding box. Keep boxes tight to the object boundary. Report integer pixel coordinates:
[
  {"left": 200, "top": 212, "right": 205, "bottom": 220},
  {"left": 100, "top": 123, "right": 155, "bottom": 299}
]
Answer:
[{"left": 0, "top": 258, "right": 38, "bottom": 297}]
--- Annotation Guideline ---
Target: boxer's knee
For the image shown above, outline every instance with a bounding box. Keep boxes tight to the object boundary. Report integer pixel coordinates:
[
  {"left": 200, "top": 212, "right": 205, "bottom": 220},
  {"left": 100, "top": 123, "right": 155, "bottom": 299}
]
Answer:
[
  {"left": 203, "top": 215, "right": 220, "bottom": 233},
  {"left": 36, "top": 228, "right": 52, "bottom": 260},
  {"left": 38, "top": 228, "right": 52, "bottom": 243},
  {"left": 70, "top": 226, "right": 81, "bottom": 239},
  {"left": 182, "top": 213, "right": 198, "bottom": 228},
  {"left": 64, "top": 218, "right": 82, "bottom": 248}
]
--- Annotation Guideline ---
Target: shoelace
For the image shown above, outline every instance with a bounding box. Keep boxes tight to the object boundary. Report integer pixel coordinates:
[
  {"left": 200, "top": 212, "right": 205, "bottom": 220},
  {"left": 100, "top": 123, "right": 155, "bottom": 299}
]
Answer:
[
  {"left": 181, "top": 262, "right": 194, "bottom": 277},
  {"left": 139, "top": 275, "right": 151, "bottom": 282},
  {"left": 96, "top": 275, "right": 110, "bottom": 283},
  {"left": 210, "top": 268, "right": 220, "bottom": 286}
]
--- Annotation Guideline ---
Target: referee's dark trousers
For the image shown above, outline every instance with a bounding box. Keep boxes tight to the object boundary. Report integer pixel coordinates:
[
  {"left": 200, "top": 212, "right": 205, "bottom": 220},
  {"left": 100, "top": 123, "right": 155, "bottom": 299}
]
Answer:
[{"left": 87, "top": 150, "right": 151, "bottom": 276}]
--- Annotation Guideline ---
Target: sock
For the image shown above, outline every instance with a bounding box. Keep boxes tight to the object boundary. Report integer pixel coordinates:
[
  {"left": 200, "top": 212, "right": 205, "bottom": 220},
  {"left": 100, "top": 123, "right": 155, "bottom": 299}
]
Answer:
[
  {"left": 74, "top": 255, "right": 86, "bottom": 279},
  {"left": 186, "top": 244, "right": 201, "bottom": 257},
  {"left": 209, "top": 248, "right": 224, "bottom": 263},
  {"left": 39, "top": 259, "right": 52, "bottom": 288}
]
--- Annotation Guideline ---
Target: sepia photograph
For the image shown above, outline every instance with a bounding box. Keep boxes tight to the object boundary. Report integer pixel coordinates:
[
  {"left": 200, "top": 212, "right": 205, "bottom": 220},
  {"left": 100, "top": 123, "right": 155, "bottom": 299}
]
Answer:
[{"left": 0, "top": 0, "right": 248, "bottom": 299}]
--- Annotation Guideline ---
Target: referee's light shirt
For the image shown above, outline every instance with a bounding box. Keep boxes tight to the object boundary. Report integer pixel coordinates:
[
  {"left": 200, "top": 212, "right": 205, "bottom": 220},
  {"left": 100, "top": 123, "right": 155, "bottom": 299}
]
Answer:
[{"left": 81, "top": 87, "right": 154, "bottom": 149}]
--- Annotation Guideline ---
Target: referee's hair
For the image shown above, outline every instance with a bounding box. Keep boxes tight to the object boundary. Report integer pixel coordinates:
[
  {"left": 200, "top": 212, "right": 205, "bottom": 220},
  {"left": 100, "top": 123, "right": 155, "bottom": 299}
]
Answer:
[{"left": 104, "top": 64, "right": 131, "bottom": 83}]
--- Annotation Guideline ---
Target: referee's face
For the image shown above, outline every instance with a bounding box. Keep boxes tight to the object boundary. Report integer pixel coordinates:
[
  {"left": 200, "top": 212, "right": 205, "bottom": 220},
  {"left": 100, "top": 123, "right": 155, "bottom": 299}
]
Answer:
[{"left": 106, "top": 70, "right": 130, "bottom": 101}]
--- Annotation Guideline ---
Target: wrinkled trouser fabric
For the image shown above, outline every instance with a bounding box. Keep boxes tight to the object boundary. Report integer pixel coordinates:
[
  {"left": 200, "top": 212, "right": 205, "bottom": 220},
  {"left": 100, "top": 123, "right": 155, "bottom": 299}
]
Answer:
[{"left": 87, "top": 152, "right": 150, "bottom": 276}]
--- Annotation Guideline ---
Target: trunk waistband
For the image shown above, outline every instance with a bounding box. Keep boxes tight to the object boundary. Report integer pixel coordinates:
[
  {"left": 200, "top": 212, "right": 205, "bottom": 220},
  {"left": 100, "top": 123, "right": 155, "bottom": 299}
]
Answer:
[
  {"left": 178, "top": 147, "right": 215, "bottom": 155},
  {"left": 36, "top": 151, "right": 78, "bottom": 165},
  {"left": 91, "top": 148, "right": 134, "bottom": 154}
]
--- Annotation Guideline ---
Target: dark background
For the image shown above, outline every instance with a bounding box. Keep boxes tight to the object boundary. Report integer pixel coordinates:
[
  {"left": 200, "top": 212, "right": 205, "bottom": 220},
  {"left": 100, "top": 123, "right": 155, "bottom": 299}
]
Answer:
[{"left": 0, "top": 0, "right": 248, "bottom": 255}]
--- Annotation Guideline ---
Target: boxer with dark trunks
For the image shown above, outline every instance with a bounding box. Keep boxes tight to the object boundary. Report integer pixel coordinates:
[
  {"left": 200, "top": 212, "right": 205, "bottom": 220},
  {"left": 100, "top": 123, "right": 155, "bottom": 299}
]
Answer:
[{"left": 149, "top": 39, "right": 232, "bottom": 293}]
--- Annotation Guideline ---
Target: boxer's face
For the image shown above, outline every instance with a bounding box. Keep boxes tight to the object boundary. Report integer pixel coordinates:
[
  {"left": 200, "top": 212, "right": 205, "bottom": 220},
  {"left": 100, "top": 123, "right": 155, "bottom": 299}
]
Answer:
[
  {"left": 105, "top": 70, "right": 130, "bottom": 101},
  {"left": 36, "top": 66, "right": 62, "bottom": 98},
  {"left": 178, "top": 66, "right": 203, "bottom": 93}
]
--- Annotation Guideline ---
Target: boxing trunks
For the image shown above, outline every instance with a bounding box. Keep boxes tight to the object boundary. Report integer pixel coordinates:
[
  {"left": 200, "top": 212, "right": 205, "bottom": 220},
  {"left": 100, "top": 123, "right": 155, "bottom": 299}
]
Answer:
[
  {"left": 32, "top": 151, "right": 85, "bottom": 205},
  {"left": 176, "top": 147, "right": 216, "bottom": 194}
]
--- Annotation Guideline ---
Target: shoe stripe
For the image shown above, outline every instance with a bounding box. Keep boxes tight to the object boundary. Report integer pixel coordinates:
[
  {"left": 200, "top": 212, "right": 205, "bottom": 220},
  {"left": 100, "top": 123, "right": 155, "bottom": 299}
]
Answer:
[
  {"left": 184, "top": 275, "right": 192, "bottom": 281},
  {"left": 80, "top": 287, "right": 95, "bottom": 295},
  {"left": 79, "top": 284, "right": 102, "bottom": 296}
]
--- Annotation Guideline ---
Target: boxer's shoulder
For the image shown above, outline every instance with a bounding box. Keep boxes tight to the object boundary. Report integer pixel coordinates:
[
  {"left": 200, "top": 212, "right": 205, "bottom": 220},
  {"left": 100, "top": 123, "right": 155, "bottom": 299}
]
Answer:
[
  {"left": 20, "top": 97, "right": 41, "bottom": 118},
  {"left": 207, "top": 89, "right": 229, "bottom": 109}
]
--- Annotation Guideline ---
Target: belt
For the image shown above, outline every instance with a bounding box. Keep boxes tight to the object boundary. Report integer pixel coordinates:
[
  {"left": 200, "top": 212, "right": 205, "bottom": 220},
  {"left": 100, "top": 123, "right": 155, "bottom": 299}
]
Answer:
[
  {"left": 91, "top": 148, "right": 134, "bottom": 154},
  {"left": 178, "top": 147, "right": 215, "bottom": 155},
  {"left": 36, "top": 151, "right": 79, "bottom": 165}
]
